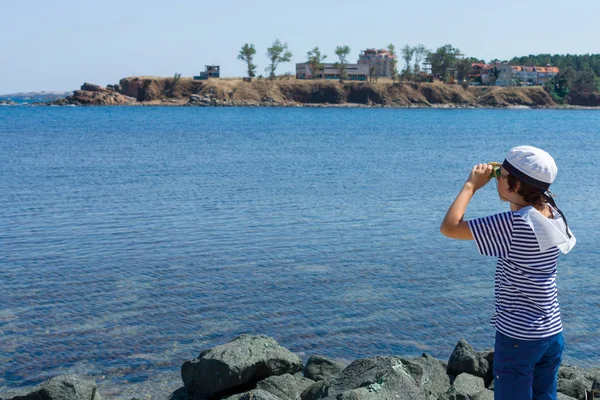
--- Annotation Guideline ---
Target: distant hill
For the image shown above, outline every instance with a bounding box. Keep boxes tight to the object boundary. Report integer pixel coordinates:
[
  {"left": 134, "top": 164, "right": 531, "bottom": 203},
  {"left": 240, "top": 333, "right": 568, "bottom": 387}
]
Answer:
[{"left": 0, "top": 91, "right": 72, "bottom": 103}]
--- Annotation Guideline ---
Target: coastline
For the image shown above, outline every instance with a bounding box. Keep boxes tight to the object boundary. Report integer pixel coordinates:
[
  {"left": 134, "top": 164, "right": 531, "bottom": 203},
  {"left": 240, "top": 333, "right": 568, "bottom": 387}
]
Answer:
[
  {"left": 36, "top": 77, "right": 599, "bottom": 109},
  {"left": 1, "top": 334, "right": 597, "bottom": 400}
]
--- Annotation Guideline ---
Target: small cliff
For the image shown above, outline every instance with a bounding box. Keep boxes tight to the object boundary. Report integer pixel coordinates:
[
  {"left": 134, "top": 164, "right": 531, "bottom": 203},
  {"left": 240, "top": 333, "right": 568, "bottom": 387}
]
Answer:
[{"left": 55, "top": 77, "right": 573, "bottom": 108}]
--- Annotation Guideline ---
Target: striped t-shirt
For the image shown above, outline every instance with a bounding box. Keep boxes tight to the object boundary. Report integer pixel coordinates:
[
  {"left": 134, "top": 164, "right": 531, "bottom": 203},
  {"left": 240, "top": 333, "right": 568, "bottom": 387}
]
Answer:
[{"left": 468, "top": 211, "right": 562, "bottom": 340}]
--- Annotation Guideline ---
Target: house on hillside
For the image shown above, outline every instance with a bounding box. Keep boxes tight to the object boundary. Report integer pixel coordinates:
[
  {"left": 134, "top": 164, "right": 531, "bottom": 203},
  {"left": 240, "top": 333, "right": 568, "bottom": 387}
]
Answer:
[
  {"left": 495, "top": 63, "right": 515, "bottom": 87},
  {"left": 357, "top": 49, "right": 397, "bottom": 77},
  {"left": 515, "top": 66, "right": 538, "bottom": 85},
  {"left": 480, "top": 64, "right": 496, "bottom": 85},
  {"left": 193, "top": 65, "right": 220, "bottom": 80},
  {"left": 296, "top": 62, "right": 369, "bottom": 81}
]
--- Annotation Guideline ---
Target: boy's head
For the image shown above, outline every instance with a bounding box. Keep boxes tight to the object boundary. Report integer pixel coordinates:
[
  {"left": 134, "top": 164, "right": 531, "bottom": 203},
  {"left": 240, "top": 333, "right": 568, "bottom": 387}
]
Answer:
[{"left": 502, "top": 145, "right": 557, "bottom": 191}]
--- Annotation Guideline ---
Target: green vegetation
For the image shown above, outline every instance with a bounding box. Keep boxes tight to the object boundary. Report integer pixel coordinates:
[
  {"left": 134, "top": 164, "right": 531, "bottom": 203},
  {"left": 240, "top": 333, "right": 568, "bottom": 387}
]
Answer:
[
  {"left": 307, "top": 47, "right": 327, "bottom": 78},
  {"left": 266, "top": 39, "right": 293, "bottom": 79},
  {"left": 545, "top": 67, "right": 600, "bottom": 102},
  {"left": 238, "top": 44, "right": 257, "bottom": 78},
  {"left": 387, "top": 44, "right": 399, "bottom": 83},
  {"left": 401, "top": 45, "right": 415, "bottom": 80},
  {"left": 334, "top": 45, "right": 351, "bottom": 81},
  {"left": 428, "top": 44, "right": 461, "bottom": 82}
]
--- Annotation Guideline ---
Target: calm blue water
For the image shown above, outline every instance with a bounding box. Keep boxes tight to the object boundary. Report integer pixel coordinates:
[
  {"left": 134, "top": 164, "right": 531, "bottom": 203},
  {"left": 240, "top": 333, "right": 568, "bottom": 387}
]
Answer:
[{"left": 1, "top": 107, "right": 599, "bottom": 398}]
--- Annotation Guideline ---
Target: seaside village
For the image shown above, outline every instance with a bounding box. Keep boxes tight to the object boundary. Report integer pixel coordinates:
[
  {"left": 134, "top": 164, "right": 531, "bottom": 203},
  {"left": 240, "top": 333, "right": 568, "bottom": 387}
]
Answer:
[{"left": 194, "top": 48, "right": 559, "bottom": 86}]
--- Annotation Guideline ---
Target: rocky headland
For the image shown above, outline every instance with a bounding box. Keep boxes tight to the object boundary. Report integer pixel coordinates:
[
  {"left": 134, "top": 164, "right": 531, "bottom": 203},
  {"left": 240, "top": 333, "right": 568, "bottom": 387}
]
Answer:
[
  {"left": 48, "top": 77, "right": 600, "bottom": 108},
  {"left": 1, "top": 334, "right": 598, "bottom": 400}
]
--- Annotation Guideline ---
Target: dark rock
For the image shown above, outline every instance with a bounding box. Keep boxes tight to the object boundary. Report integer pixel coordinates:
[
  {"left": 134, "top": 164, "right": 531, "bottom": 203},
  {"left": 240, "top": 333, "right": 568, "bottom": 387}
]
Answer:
[
  {"left": 3, "top": 374, "right": 101, "bottom": 400},
  {"left": 304, "top": 356, "right": 346, "bottom": 381},
  {"left": 472, "top": 389, "right": 494, "bottom": 400},
  {"left": 438, "top": 373, "right": 485, "bottom": 400},
  {"left": 557, "top": 393, "right": 578, "bottom": 400},
  {"left": 256, "top": 374, "right": 302, "bottom": 400},
  {"left": 558, "top": 365, "right": 600, "bottom": 400},
  {"left": 292, "top": 377, "right": 314, "bottom": 396},
  {"left": 181, "top": 334, "right": 303, "bottom": 399},
  {"left": 401, "top": 353, "right": 451, "bottom": 399},
  {"left": 167, "top": 387, "right": 190, "bottom": 400},
  {"left": 223, "top": 389, "right": 282, "bottom": 400},
  {"left": 447, "top": 339, "right": 493, "bottom": 386},
  {"left": 80, "top": 83, "right": 104, "bottom": 92},
  {"left": 300, "top": 356, "right": 425, "bottom": 400},
  {"left": 300, "top": 380, "right": 327, "bottom": 400}
]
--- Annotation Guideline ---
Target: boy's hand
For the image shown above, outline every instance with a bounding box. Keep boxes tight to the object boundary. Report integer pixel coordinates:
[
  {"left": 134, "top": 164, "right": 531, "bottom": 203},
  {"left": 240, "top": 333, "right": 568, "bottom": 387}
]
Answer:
[{"left": 466, "top": 163, "right": 493, "bottom": 191}]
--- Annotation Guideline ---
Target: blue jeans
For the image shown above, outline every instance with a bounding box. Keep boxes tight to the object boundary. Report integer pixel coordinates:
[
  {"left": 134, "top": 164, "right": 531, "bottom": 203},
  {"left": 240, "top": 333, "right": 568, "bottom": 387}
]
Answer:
[{"left": 494, "top": 330, "right": 564, "bottom": 400}]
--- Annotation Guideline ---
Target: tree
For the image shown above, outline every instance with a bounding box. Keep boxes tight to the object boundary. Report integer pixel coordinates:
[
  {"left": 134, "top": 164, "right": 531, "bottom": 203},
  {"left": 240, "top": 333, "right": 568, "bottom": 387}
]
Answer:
[
  {"left": 571, "top": 70, "right": 597, "bottom": 93},
  {"left": 368, "top": 65, "right": 377, "bottom": 83},
  {"left": 413, "top": 44, "right": 428, "bottom": 82},
  {"left": 456, "top": 58, "right": 471, "bottom": 83},
  {"left": 307, "top": 47, "right": 327, "bottom": 79},
  {"left": 238, "top": 43, "right": 257, "bottom": 78},
  {"left": 401, "top": 45, "right": 415, "bottom": 80},
  {"left": 266, "top": 39, "right": 293, "bottom": 79},
  {"left": 387, "top": 44, "right": 399, "bottom": 83},
  {"left": 545, "top": 67, "right": 576, "bottom": 100},
  {"left": 429, "top": 44, "right": 461, "bottom": 81},
  {"left": 334, "top": 45, "right": 351, "bottom": 81}
]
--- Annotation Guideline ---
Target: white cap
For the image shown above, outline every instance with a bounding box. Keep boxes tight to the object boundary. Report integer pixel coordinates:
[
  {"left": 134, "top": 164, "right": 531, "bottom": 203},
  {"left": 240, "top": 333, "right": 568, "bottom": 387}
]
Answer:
[{"left": 503, "top": 145, "right": 557, "bottom": 190}]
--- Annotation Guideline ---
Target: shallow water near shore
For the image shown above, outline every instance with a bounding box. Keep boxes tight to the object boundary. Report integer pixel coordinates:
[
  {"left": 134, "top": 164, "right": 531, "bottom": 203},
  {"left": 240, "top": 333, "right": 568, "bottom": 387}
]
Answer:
[{"left": 1, "top": 107, "right": 599, "bottom": 398}]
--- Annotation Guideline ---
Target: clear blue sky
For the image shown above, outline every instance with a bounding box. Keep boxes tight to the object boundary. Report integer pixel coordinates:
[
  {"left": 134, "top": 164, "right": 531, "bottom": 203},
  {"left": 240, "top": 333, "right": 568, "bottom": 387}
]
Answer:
[{"left": 1, "top": 0, "right": 599, "bottom": 93}]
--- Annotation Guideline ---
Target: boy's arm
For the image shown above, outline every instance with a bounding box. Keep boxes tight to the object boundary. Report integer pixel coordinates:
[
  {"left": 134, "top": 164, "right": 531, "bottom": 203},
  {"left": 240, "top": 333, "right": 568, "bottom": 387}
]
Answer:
[
  {"left": 440, "top": 163, "right": 493, "bottom": 240},
  {"left": 440, "top": 183, "right": 476, "bottom": 240}
]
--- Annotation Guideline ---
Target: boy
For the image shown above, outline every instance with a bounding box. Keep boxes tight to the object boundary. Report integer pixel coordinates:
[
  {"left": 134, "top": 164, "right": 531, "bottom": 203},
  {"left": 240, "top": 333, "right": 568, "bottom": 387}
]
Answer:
[{"left": 440, "top": 146, "right": 575, "bottom": 400}]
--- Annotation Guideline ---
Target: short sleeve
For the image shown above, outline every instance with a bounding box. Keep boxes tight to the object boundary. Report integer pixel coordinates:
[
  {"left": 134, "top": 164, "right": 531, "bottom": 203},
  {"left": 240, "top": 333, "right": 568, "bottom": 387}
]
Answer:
[{"left": 468, "top": 211, "right": 514, "bottom": 257}]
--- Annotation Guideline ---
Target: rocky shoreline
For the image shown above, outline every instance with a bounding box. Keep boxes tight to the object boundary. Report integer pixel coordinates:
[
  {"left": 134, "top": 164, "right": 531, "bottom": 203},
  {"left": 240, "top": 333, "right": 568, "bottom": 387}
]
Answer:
[
  {"left": 35, "top": 77, "right": 600, "bottom": 109},
  {"left": 2, "top": 334, "right": 599, "bottom": 400}
]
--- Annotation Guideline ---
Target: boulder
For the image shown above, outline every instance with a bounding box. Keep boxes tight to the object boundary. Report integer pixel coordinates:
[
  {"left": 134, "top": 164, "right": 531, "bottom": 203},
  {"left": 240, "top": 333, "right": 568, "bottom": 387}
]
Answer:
[
  {"left": 56, "top": 89, "right": 136, "bottom": 106},
  {"left": 300, "top": 356, "right": 425, "bottom": 400},
  {"left": 472, "top": 389, "right": 494, "bottom": 400},
  {"left": 293, "top": 377, "right": 315, "bottom": 396},
  {"left": 80, "top": 83, "right": 104, "bottom": 92},
  {"left": 438, "top": 373, "right": 485, "bottom": 400},
  {"left": 223, "top": 389, "right": 282, "bottom": 400},
  {"left": 167, "top": 387, "right": 190, "bottom": 400},
  {"left": 3, "top": 374, "right": 101, "bottom": 400},
  {"left": 255, "top": 374, "right": 305, "bottom": 400},
  {"left": 400, "top": 353, "right": 451, "bottom": 399},
  {"left": 447, "top": 339, "right": 494, "bottom": 386},
  {"left": 300, "top": 380, "right": 327, "bottom": 400},
  {"left": 557, "top": 393, "right": 579, "bottom": 400},
  {"left": 181, "top": 334, "right": 303, "bottom": 399},
  {"left": 304, "top": 356, "right": 346, "bottom": 381},
  {"left": 558, "top": 365, "right": 600, "bottom": 400}
]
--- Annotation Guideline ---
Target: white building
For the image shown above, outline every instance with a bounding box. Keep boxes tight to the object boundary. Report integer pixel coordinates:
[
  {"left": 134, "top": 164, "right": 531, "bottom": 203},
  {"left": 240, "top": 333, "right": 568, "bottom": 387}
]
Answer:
[
  {"left": 296, "top": 62, "right": 369, "bottom": 81},
  {"left": 357, "top": 49, "right": 397, "bottom": 78},
  {"left": 495, "top": 63, "right": 516, "bottom": 87}
]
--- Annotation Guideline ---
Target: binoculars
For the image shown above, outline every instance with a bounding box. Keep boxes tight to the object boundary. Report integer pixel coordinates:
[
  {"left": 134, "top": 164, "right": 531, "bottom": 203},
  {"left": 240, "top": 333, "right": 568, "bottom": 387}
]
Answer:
[{"left": 489, "top": 162, "right": 502, "bottom": 179}]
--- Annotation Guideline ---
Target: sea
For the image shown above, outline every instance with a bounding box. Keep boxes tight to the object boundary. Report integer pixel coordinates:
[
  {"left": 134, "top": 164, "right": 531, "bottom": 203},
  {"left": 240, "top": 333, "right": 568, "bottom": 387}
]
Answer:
[{"left": 1, "top": 106, "right": 599, "bottom": 398}]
